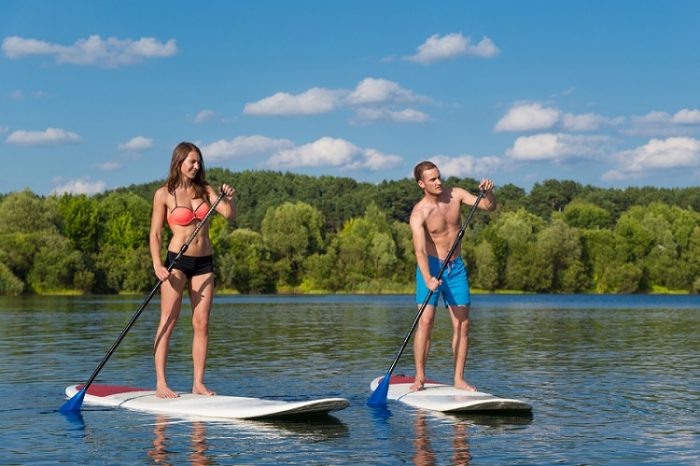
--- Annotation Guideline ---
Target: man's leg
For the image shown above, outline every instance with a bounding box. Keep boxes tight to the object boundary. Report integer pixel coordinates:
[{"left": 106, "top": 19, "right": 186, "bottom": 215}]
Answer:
[
  {"left": 411, "top": 304, "right": 436, "bottom": 391},
  {"left": 449, "top": 305, "right": 476, "bottom": 391}
]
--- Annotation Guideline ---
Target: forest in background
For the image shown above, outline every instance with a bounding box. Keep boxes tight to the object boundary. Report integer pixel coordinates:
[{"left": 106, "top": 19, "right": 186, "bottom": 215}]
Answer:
[{"left": 0, "top": 167, "right": 699, "bottom": 295}]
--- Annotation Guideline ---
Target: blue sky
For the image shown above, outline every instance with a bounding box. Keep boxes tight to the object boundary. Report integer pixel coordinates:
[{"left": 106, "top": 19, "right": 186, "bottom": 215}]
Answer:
[{"left": 2, "top": 1, "right": 699, "bottom": 196}]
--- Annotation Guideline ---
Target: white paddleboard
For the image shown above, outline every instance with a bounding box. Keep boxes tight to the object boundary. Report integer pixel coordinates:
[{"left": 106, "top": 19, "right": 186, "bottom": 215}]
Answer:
[
  {"left": 370, "top": 375, "right": 532, "bottom": 413},
  {"left": 66, "top": 384, "right": 349, "bottom": 419}
]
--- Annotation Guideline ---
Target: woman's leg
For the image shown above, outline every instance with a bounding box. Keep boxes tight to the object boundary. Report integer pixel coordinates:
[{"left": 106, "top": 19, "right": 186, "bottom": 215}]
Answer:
[
  {"left": 189, "top": 272, "right": 215, "bottom": 395},
  {"left": 154, "top": 271, "right": 186, "bottom": 398}
]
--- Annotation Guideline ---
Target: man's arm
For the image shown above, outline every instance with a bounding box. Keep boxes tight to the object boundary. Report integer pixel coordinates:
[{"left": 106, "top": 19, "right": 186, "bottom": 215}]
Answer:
[{"left": 458, "top": 180, "right": 496, "bottom": 211}]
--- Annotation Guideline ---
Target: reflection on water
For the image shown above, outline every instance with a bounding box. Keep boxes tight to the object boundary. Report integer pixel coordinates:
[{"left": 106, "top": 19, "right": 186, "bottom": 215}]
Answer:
[
  {"left": 148, "top": 417, "right": 212, "bottom": 466},
  {"left": 2, "top": 294, "right": 699, "bottom": 464},
  {"left": 412, "top": 410, "right": 533, "bottom": 466},
  {"left": 413, "top": 411, "right": 438, "bottom": 466},
  {"left": 144, "top": 413, "right": 350, "bottom": 465}
]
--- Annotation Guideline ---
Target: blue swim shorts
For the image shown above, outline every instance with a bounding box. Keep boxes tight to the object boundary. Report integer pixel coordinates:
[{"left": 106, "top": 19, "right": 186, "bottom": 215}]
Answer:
[{"left": 416, "top": 256, "right": 471, "bottom": 307}]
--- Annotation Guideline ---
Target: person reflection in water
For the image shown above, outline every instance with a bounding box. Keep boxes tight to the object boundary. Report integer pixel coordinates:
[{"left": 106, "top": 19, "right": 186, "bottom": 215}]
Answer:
[
  {"left": 148, "top": 416, "right": 211, "bottom": 465},
  {"left": 412, "top": 411, "right": 471, "bottom": 466}
]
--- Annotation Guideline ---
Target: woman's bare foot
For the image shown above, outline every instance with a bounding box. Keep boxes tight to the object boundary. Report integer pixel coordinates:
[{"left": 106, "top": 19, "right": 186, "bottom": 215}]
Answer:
[
  {"left": 454, "top": 379, "right": 477, "bottom": 392},
  {"left": 156, "top": 384, "right": 179, "bottom": 399},
  {"left": 193, "top": 383, "right": 215, "bottom": 396},
  {"left": 409, "top": 378, "right": 425, "bottom": 392}
]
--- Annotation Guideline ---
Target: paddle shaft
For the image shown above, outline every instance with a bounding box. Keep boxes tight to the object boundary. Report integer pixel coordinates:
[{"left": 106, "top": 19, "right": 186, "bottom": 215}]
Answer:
[
  {"left": 385, "top": 190, "right": 485, "bottom": 376},
  {"left": 77, "top": 190, "right": 226, "bottom": 395}
]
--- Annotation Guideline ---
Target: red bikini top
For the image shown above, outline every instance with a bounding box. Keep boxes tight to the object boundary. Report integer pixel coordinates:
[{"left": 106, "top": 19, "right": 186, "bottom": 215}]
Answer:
[{"left": 167, "top": 191, "right": 210, "bottom": 228}]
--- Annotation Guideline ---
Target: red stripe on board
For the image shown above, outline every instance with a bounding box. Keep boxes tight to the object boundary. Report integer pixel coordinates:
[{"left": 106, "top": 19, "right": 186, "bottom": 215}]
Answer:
[
  {"left": 388, "top": 375, "right": 440, "bottom": 385},
  {"left": 78, "top": 384, "right": 150, "bottom": 397}
]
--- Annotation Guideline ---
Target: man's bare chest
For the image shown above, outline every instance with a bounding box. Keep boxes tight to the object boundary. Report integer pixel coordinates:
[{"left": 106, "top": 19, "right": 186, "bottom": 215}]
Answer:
[{"left": 423, "top": 203, "right": 460, "bottom": 235}]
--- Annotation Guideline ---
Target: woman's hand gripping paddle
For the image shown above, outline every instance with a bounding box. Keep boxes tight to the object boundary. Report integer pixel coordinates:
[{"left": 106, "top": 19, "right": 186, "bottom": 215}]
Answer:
[
  {"left": 59, "top": 189, "right": 226, "bottom": 412},
  {"left": 367, "top": 190, "right": 485, "bottom": 407}
]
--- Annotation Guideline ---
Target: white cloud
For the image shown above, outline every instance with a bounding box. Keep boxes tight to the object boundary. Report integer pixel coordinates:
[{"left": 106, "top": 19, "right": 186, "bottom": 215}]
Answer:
[
  {"left": 346, "top": 78, "right": 424, "bottom": 105},
  {"left": 561, "top": 112, "right": 623, "bottom": 132},
  {"left": 51, "top": 178, "right": 107, "bottom": 195},
  {"left": 673, "top": 108, "right": 700, "bottom": 124},
  {"left": 405, "top": 33, "right": 499, "bottom": 65},
  {"left": 267, "top": 137, "right": 358, "bottom": 168},
  {"left": 193, "top": 110, "right": 216, "bottom": 124},
  {"left": 118, "top": 136, "right": 153, "bottom": 151},
  {"left": 606, "top": 137, "right": 700, "bottom": 179},
  {"left": 243, "top": 87, "right": 345, "bottom": 116},
  {"left": 430, "top": 155, "right": 504, "bottom": 178},
  {"left": 10, "top": 90, "right": 24, "bottom": 100},
  {"left": 266, "top": 136, "right": 402, "bottom": 171},
  {"left": 495, "top": 103, "right": 560, "bottom": 132},
  {"left": 243, "top": 78, "right": 428, "bottom": 122},
  {"left": 6, "top": 127, "right": 80, "bottom": 145},
  {"left": 2, "top": 35, "right": 177, "bottom": 68},
  {"left": 201, "top": 135, "right": 295, "bottom": 162},
  {"left": 346, "top": 148, "right": 403, "bottom": 170},
  {"left": 506, "top": 133, "right": 608, "bottom": 161},
  {"left": 625, "top": 109, "right": 700, "bottom": 136},
  {"left": 352, "top": 107, "right": 430, "bottom": 124}
]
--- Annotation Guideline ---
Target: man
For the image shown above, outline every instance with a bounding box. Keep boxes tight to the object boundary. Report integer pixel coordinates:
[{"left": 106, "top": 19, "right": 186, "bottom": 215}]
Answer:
[{"left": 409, "top": 161, "right": 496, "bottom": 392}]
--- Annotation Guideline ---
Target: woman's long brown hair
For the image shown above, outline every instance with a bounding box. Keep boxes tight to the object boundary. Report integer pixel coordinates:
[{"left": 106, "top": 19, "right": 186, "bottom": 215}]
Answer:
[{"left": 166, "top": 142, "right": 210, "bottom": 201}]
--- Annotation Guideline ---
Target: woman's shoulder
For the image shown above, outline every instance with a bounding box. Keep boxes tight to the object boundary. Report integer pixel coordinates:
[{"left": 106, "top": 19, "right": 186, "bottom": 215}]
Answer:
[{"left": 153, "top": 186, "right": 170, "bottom": 201}]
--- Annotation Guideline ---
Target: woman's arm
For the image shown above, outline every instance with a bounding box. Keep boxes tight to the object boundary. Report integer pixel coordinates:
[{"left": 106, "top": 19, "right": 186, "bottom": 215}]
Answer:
[
  {"left": 210, "top": 184, "right": 236, "bottom": 221},
  {"left": 150, "top": 188, "right": 170, "bottom": 281}
]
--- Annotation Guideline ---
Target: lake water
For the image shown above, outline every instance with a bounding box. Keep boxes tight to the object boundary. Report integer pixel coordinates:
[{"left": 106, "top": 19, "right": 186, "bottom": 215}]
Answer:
[{"left": 1, "top": 294, "right": 699, "bottom": 464}]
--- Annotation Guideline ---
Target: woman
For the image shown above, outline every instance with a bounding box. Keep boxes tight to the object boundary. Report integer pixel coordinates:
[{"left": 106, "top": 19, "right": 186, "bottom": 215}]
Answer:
[{"left": 149, "top": 142, "right": 236, "bottom": 398}]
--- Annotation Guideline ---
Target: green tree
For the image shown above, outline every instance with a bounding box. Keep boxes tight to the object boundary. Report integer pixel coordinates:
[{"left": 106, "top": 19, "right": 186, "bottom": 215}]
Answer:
[
  {"left": 26, "top": 232, "right": 90, "bottom": 293},
  {"left": 495, "top": 183, "right": 527, "bottom": 212},
  {"left": 56, "top": 194, "right": 100, "bottom": 253},
  {"left": 261, "top": 201, "right": 324, "bottom": 287},
  {"left": 0, "top": 262, "right": 24, "bottom": 295},
  {"left": 490, "top": 209, "right": 545, "bottom": 291},
  {"left": 96, "top": 245, "right": 152, "bottom": 293},
  {"left": 335, "top": 204, "right": 399, "bottom": 291},
  {"left": 0, "top": 189, "right": 58, "bottom": 233},
  {"left": 473, "top": 240, "right": 499, "bottom": 291},
  {"left": 532, "top": 218, "right": 588, "bottom": 292},
  {"left": 302, "top": 240, "right": 341, "bottom": 292},
  {"left": 527, "top": 179, "right": 582, "bottom": 219},
  {"left": 98, "top": 192, "right": 151, "bottom": 250},
  {"left": 217, "top": 229, "right": 276, "bottom": 294},
  {"left": 562, "top": 201, "right": 611, "bottom": 230},
  {"left": 581, "top": 229, "right": 643, "bottom": 293}
]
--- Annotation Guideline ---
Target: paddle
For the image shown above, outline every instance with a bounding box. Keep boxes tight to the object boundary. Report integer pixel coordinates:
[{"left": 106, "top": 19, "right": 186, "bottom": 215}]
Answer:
[
  {"left": 367, "top": 190, "right": 485, "bottom": 407},
  {"left": 59, "top": 189, "right": 227, "bottom": 413}
]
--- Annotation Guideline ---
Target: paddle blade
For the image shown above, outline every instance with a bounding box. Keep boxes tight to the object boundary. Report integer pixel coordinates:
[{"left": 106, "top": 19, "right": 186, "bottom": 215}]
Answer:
[
  {"left": 367, "top": 373, "right": 391, "bottom": 407},
  {"left": 59, "top": 387, "right": 86, "bottom": 412}
]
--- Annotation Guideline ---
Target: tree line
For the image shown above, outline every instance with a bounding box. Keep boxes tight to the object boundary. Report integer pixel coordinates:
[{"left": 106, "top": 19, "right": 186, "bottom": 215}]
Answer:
[{"left": 0, "top": 168, "right": 698, "bottom": 295}]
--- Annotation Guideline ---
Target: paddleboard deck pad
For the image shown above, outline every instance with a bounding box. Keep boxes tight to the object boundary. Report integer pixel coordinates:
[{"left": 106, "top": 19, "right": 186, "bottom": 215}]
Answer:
[
  {"left": 370, "top": 375, "right": 532, "bottom": 413},
  {"left": 66, "top": 384, "right": 349, "bottom": 419}
]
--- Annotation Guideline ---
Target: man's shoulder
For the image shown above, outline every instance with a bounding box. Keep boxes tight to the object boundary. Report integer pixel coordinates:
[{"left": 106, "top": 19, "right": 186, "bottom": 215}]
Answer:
[{"left": 410, "top": 198, "right": 430, "bottom": 221}]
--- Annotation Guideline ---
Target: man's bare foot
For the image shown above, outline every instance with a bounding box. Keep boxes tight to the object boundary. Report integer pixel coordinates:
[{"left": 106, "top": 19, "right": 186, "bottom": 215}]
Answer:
[
  {"left": 192, "top": 383, "right": 215, "bottom": 396},
  {"left": 409, "top": 379, "right": 425, "bottom": 392},
  {"left": 454, "top": 380, "right": 477, "bottom": 392},
  {"left": 156, "top": 384, "right": 179, "bottom": 399}
]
